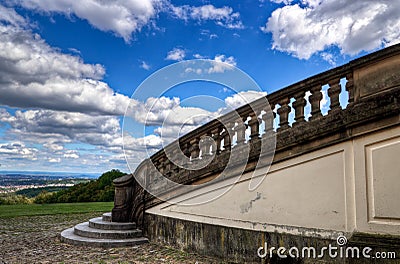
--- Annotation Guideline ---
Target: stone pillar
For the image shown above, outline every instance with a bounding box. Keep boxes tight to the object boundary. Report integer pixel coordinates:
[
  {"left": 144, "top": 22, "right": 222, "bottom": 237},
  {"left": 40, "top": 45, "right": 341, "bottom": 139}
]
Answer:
[
  {"left": 222, "top": 122, "right": 234, "bottom": 151},
  {"left": 189, "top": 137, "right": 200, "bottom": 160},
  {"left": 277, "top": 97, "right": 291, "bottom": 131},
  {"left": 211, "top": 127, "right": 222, "bottom": 155},
  {"left": 328, "top": 78, "right": 342, "bottom": 113},
  {"left": 112, "top": 174, "right": 134, "bottom": 222},
  {"left": 346, "top": 72, "right": 354, "bottom": 106},
  {"left": 293, "top": 91, "right": 306, "bottom": 126},
  {"left": 248, "top": 111, "right": 260, "bottom": 142},
  {"left": 235, "top": 117, "right": 247, "bottom": 146},
  {"left": 262, "top": 104, "right": 276, "bottom": 136},
  {"left": 309, "top": 85, "right": 323, "bottom": 120}
]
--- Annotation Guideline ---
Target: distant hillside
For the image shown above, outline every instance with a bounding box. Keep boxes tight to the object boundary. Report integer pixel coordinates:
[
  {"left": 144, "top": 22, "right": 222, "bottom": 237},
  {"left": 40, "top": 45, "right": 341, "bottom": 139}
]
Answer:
[
  {"left": 16, "top": 186, "right": 69, "bottom": 198},
  {"left": 35, "top": 169, "right": 126, "bottom": 204}
]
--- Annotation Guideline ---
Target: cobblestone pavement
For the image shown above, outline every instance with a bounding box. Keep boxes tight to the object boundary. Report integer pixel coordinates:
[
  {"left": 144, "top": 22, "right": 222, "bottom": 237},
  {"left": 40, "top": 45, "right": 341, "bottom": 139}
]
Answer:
[{"left": 0, "top": 213, "right": 224, "bottom": 264}]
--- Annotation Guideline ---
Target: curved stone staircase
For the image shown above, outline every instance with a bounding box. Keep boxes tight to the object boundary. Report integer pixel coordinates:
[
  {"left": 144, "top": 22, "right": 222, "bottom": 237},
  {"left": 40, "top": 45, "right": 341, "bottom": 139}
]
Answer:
[{"left": 60, "top": 212, "right": 148, "bottom": 247}]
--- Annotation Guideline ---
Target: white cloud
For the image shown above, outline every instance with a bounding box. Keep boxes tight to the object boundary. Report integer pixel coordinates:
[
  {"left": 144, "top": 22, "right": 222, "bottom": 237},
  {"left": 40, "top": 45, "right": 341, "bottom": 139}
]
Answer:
[
  {"left": 123, "top": 134, "right": 163, "bottom": 151},
  {"left": 184, "top": 54, "right": 237, "bottom": 74},
  {"left": 169, "top": 4, "right": 243, "bottom": 29},
  {"left": 0, "top": 142, "right": 38, "bottom": 160},
  {"left": 209, "top": 34, "right": 218, "bottom": 39},
  {"left": 44, "top": 143, "right": 64, "bottom": 152},
  {"left": 263, "top": 0, "right": 400, "bottom": 59},
  {"left": 321, "top": 52, "right": 335, "bottom": 66},
  {"left": 64, "top": 151, "right": 79, "bottom": 159},
  {"left": 14, "top": 0, "right": 156, "bottom": 42},
  {"left": 11, "top": 1, "right": 243, "bottom": 42},
  {"left": 0, "top": 109, "right": 122, "bottom": 147},
  {"left": 199, "top": 29, "right": 218, "bottom": 40},
  {"left": 165, "top": 48, "right": 186, "bottom": 61},
  {"left": 0, "top": 5, "right": 27, "bottom": 26},
  {"left": 208, "top": 54, "right": 237, "bottom": 73},
  {"left": 0, "top": 14, "right": 131, "bottom": 115},
  {"left": 128, "top": 96, "right": 213, "bottom": 127},
  {"left": 140, "top": 60, "right": 151, "bottom": 70},
  {"left": 270, "top": 0, "right": 294, "bottom": 4},
  {"left": 48, "top": 157, "right": 61, "bottom": 163},
  {"left": 224, "top": 90, "right": 268, "bottom": 109}
]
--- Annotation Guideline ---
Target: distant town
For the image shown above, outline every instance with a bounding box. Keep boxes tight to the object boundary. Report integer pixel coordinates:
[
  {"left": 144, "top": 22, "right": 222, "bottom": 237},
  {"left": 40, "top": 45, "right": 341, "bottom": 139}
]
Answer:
[{"left": 0, "top": 171, "right": 98, "bottom": 194}]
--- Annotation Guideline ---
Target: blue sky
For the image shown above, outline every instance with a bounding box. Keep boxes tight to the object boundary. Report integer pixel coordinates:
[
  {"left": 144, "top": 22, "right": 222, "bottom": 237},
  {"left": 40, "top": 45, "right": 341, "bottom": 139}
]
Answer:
[{"left": 0, "top": 0, "right": 398, "bottom": 173}]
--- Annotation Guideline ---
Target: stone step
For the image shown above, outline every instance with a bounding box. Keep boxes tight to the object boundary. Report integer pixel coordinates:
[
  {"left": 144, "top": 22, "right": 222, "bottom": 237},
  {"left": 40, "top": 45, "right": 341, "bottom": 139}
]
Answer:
[
  {"left": 60, "top": 227, "right": 149, "bottom": 248},
  {"left": 74, "top": 222, "right": 142, "bottom": 239},
  {"left": 102, "top": 212, "right": 112, "bottom": 222},
  {"left": 89, "top": 217, "right": 137, "bottom": 230}
]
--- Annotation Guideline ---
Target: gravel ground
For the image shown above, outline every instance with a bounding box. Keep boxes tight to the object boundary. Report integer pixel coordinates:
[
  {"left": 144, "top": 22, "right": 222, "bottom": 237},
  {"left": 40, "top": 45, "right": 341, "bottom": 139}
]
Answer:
[{"left": 0, "top": 212, "right": 224, "bottom": 264}]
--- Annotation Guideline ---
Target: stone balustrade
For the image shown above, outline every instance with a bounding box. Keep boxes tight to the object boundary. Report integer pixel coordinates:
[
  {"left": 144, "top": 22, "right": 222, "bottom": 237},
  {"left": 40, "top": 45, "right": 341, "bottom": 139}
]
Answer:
[
  {"left": 144, "top": 61, "right": 354, "bottom": 187},
  {"left": 112, "top": 44, "right": 400, "bottom": 224}
]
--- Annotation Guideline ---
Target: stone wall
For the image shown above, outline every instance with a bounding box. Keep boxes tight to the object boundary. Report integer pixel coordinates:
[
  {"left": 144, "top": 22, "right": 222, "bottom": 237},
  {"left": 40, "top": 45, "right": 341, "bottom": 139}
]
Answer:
[{"left": 113, "top": 44, "right": 400, "bottom": 262}]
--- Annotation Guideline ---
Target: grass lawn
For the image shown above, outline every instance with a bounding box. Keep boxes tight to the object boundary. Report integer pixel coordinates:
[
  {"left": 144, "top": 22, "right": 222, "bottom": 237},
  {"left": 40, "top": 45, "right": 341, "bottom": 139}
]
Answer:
[{"left": 0, "top": 202, "right": 113, "bottom": 218}]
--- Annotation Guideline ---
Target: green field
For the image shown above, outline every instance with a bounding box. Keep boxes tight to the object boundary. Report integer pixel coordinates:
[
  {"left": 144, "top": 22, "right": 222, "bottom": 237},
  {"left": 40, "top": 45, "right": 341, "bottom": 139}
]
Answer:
[{"left": 0, "top": 202, "right": 113, "bottom": 218}]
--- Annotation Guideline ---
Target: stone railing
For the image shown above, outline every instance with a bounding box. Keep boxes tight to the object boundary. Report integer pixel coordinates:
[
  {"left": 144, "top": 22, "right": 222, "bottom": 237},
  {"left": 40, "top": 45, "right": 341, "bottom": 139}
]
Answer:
[{"left": 112, "top": 44, "right": 400, "bottom": 224}]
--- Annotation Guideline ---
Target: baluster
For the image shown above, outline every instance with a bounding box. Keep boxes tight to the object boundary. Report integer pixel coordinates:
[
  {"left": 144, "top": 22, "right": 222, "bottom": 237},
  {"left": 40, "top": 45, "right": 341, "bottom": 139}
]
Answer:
[
  {"left": 199, "top": 134, "right": 212, "bottom": 157},
  {"left": 162, "top": 157, "right": 171, "bottom": 177},
  {"left": 248, "top": 111, "right": 261, "bottom": 142},
  {"left": 151, "top": 159, "right": 159, "bottom": 183},
  {"left": 328, "top": 78, "right": 341, "bottom": 113},
  {"left": 222, "top": 122, "right": 234, "bottom": 151},
  {"left": 189, "top": 137, "right": 200, "bottom": 160},
  {"left": 157, "top": 157, "right": 165, "bottom": 176},
  {"left": 170, "top": 148, "right": 179, "bottom": 174},
  {"left": 181, "top": 141, "right": 191, "bottom": 158},
  {"left": 262, "top": 104, "right": 276, "bottom": 135},
  {"left": 235, "top": 117, "right": 247, "bottom": 145},
  {"left": 277, "top": 97, "right": 291, "bottom": 131},
  {"left": 346, "top": 72, "right": 354, "bottom": 105},
  {"left": 309, "top": 85, "right": 323, "bottom": 120},
  {"left": 211, "top": 127, "right": 222, "bottom": 155},
  {"left": 292, "top": 91, "right": 306, "bottom": 126}
]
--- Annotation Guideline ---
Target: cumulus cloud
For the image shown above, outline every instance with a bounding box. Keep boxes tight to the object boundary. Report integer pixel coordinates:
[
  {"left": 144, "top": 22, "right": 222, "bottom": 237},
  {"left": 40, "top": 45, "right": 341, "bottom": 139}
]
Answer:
[
  {"left": 0, "top": 4, "right": 246, "bottom": 172},
  {"left": 165, "top": 48, "right": 186, "bottom": 61},
  {"left": 270, "top": 0, "right": 294, "bottom": 4},
  {"left": 224, "top": 90, "right": 268, "bottom": 109},
  {"left": 208, "top": 54, "right": 236, "bottom": 73},
  {"left": 263, "top": 0, "right": 400, "bottom": 59},
  {"left": 169, "top": 4, "right": 243, "bottom": 29},
  {"left": 127, "top": 96, "right": 214, "bottom": 128},
  {"left": 123, "top": 134, "right": 163, "bottom": 151},
  {"left": 184, "top": 54, "right": 237, "bottom": 74},
  {"left": 0, "top": 12, "right": 131, "bottom": 115},
  {"left": 0, "top": 4, "right": 27, "bottom": 26},
  {"left": 48, "top": 157, "right": 61, "bottom": 163},
  {"left": 0, "top": 142, "right": 38, "bottom": 160},
  {"left": 193, "top": 54, "right": 205, "bottom": 59},
  {"left": 64, "top": 151, "right": 79, "bottom": 159},
  {"left": 13, "top": 0, "right": 156, "bottom": 42},
  {"left": 10, "top": 1, "right": 243, "bottom": 42},
  {"left": 44, "top": 143, "right": 64, "bottom": 152},
  {"left": 0, "top": 109, "right": 121, "bottom": 146}
]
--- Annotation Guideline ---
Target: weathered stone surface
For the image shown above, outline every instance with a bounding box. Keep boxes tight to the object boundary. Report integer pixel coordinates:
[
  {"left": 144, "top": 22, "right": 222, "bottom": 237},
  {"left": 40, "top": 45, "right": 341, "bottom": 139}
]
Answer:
[
  {"left": 145, "top": 214, "right": 400, "bottom": 264},
  {"left": 108, "top": 44, "right": 400, "bottom": 262},
  {"left": 89, "top": 216, "right": 136, "bottom": 230},
  {"left": 1, "top": 213, "right": 221, "bottom": 263},
  {"left": 61, "top": 227, "right": 148, "bottom": 247},
  {"left": 60, "top": 212, "right": 149, "bottom": 248}
]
